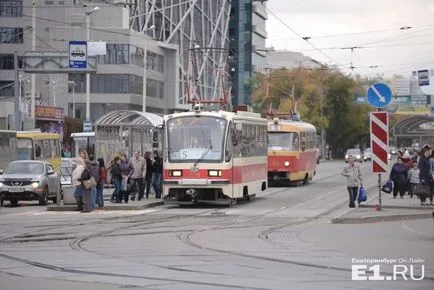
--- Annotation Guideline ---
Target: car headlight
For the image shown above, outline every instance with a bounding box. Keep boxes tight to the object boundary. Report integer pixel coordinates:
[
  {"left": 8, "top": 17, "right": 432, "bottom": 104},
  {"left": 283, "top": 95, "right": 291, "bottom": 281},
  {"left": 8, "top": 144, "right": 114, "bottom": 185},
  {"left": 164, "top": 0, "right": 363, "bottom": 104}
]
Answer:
[
  {"left": 284, "top": 161, "right": 290, "bottom": 167},
  {"left": 356, "top": 155, "right": 361, "bottom": 159},
  {"left": 345, "top": 155, "right": 348, "bottom": 159},
  {"left": 208, "top": 170, "right": 222, "bottom": 177},
  {"left": 31, "top": 182, "right": 39, "bottom": 188},
  {"left": 169, "top": 170, "right": 182, "bottom": 177},
  {"left": 0, "top": 182, "right": 3, "bottom": 187}
]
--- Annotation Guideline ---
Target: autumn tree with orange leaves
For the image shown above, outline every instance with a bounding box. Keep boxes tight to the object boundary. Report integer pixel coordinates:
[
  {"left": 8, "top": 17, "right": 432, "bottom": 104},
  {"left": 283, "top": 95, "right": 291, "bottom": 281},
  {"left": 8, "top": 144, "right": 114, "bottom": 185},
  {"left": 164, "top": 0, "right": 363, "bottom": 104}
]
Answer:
[{"left": 250, "top": 68, "right": 373, "bottom": 158}]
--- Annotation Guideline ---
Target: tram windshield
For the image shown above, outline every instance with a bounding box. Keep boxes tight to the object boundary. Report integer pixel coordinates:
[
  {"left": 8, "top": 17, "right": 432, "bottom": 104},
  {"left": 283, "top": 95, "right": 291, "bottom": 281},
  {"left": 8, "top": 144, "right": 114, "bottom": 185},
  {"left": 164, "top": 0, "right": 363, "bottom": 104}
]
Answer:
[
  {"left": 167, "top": 116, "right": 227, "bottom": 162},
  {"left": 268, "top": 132, "right": 299, "bottom": 151}
]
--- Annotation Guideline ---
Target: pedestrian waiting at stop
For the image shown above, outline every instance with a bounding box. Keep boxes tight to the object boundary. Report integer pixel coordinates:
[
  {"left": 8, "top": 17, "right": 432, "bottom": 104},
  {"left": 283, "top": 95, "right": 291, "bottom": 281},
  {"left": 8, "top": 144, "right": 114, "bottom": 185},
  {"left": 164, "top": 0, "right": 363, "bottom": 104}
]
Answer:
[
  {"left": 389, "top": 157, "right": 409, "bottom": 199},
  {"left": 129, "top": 151, "right": 146, "bottom": 201},
  {"left": 418, "top": 147, "right": 433, "bottom": 205},
  {"left": 408, "top": 162, "right": 420, "bottom": 199},
  {"left": 72, "top": 157, "right": 86, "bottom": 211},
  {"left": 342, "top": 154, "right": 363, "bottom": 208},
  {"left": 76, "top": 159, "right": 94, "bottom": 213},
  {"left": 88, "top": 154, "right": 99, "bottom": 211},
  {"left": 110, "top": 157, "right": 123, "bottom": 203},
  {"left": 96, "top": 158, "right": 106, "bottom": 210},
  {"left": 144, "top": 151, "right": 154, "bottom": 199},
  {"left": 152, "top": 151, "right": 163, "bottom": 199}
]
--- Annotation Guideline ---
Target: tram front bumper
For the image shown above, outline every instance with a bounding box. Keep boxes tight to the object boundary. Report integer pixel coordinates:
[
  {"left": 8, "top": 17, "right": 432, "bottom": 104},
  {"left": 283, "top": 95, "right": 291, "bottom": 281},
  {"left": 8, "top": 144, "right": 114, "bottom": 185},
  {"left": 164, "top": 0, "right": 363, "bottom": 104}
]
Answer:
[
  {"left": 163, "top": 179, "right": 231, "bottom": 203},
  {"left": 268, "top": 171, "right": 290, "bottom": 181}
]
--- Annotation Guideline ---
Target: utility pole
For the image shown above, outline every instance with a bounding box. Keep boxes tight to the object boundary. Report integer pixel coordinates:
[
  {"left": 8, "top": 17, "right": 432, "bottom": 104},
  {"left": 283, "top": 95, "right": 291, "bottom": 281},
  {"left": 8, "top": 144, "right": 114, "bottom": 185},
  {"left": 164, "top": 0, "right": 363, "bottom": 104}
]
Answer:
[
  {"left": 142, "top": 25, "right": 155, "bottom": 113},
  {"left": 30, "top": 1, "right": 36, "bottom": 127}
]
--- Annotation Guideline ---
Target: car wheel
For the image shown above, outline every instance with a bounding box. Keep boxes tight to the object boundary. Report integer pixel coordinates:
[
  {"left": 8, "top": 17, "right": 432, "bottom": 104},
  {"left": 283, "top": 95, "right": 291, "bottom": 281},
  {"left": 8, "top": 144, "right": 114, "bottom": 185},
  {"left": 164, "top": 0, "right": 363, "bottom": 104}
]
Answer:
[
  {"left": 0, "top": 197, "right": 3, "bottom": 207},
  {"left": 39, "top": 187, "right": 49, "bottom": 206},
  {"left": 10, "top": 200, "right": 18, "bottom": 206}
]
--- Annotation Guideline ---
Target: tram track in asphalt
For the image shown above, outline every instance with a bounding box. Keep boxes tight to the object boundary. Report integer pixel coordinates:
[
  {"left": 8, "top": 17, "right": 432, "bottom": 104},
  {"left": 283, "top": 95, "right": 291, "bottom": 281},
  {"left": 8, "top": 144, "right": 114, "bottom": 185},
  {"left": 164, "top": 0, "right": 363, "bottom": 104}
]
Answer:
[
  {"left": 0, "top": 208, "right": 274, "bottom": 290},
  {"left": 0, "top": 206, "right": 175, "bottom": 243},
  {"left": 178, "top": 178, "right": 434, "bottom": 281}
]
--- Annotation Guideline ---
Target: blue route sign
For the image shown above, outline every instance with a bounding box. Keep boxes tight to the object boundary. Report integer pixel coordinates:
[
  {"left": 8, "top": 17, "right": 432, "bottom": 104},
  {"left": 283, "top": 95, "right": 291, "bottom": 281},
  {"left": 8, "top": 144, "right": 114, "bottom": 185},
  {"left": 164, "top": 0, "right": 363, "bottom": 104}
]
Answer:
[
  {"left": 366, "top": 82, "right": 392, "bottom": 108},
  {"left": 69, "top": 41, "right": 87, "bottom": 69}
]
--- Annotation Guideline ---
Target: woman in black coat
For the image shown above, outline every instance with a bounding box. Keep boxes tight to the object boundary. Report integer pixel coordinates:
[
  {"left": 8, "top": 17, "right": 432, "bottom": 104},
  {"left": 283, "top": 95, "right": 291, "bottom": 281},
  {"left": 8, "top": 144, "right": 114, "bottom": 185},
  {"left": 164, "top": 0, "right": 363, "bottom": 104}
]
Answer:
[{"left": 418, "top": 148, "right": 432, "bottom": 205}]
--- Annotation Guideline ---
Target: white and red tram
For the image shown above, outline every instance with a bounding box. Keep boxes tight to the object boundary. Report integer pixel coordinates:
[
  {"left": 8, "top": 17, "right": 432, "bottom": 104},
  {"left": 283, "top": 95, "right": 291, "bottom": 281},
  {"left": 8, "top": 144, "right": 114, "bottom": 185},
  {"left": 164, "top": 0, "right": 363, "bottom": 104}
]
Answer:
[{"left": 162, "top": 107, "right": 268, "bottom": 206}]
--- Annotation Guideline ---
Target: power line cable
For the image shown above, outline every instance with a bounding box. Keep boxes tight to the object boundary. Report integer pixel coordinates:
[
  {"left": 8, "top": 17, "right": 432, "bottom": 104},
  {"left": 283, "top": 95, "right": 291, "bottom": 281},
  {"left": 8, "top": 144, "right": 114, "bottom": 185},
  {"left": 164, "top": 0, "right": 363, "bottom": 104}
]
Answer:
[
  {"left": 263, "top": 6, "right": 345, "bottom": 67},
  {"left": 268, "top": 25, "right": 434, "bottom": 41}
]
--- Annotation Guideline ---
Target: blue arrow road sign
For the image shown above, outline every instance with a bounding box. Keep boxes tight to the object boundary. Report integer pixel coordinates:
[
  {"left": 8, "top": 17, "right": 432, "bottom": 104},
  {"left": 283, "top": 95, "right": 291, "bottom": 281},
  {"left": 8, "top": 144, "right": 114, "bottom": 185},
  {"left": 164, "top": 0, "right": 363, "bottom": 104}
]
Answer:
[{"left": 366, "top": 82, "right": 392, "bottom": 108}]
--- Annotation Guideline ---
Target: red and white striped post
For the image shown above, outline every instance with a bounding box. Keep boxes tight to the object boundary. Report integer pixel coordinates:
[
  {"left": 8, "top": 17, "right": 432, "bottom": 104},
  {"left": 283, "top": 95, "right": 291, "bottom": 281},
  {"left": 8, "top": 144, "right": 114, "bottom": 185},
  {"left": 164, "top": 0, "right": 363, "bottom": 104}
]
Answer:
[{"left": 370, "top": 111, "right": 389, "bottom": 210}]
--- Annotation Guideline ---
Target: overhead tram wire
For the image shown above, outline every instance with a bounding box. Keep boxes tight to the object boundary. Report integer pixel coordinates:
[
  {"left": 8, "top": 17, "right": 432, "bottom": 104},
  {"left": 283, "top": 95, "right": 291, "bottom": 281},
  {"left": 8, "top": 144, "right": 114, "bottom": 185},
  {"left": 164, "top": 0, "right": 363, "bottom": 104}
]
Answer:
[
  {"left": 263, "top": 6, "right": 345, "bottom": 68},
  {"left": 268, "top": 24, "right": 434, "bottom": 41}
]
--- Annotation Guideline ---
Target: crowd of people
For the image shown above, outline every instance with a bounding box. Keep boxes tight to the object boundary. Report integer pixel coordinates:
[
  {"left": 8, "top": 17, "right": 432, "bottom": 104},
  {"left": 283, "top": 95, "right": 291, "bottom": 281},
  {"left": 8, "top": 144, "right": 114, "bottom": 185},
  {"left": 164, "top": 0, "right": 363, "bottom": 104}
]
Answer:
[
  {"left": 342, "top": 145, "right": 434, "bottom": 208},
  {"left": 71, "top": 150, "right": 163, "bottom": 213}
]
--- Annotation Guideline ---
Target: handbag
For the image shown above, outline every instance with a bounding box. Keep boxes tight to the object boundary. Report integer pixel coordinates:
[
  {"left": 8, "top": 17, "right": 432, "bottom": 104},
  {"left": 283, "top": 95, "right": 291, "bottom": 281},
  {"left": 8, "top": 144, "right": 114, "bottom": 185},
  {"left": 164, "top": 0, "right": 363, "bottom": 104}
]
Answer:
[
  {"left": 83, "top": 177, "right": 97, "bottom": 190},
  {"left": 358, "top": 186, "right": 367, "bottom": 202},
  {"left": 414, "top": 183, "right": 431, "bottom": 198},
  {"left": 381, "top": 179, "right": 393, "bottom": 193}
]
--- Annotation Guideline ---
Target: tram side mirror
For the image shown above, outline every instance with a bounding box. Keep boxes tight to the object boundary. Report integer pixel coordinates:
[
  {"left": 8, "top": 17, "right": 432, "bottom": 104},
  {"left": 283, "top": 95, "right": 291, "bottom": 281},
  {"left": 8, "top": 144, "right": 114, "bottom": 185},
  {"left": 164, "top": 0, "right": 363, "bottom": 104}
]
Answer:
[{"left": 152, "top": 130, "right": 158, "bottom": 142}]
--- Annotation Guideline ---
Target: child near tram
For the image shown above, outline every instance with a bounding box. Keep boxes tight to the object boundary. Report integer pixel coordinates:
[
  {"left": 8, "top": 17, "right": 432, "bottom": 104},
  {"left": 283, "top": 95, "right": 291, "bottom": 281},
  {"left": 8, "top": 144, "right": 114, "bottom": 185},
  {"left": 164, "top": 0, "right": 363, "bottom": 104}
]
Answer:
[{"left": 408, "top": 162, "right": 419, "bottom": 199}]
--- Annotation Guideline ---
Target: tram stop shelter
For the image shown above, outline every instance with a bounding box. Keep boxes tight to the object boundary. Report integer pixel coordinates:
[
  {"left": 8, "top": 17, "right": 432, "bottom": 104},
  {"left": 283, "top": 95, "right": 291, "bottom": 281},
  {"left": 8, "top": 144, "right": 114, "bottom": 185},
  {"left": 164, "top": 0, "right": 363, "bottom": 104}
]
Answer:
[
  {"left": 392, "top": 115, "right": 434, "bottom": 149},
  {"left": 94, "top": 110, "right": 163, "bottom": 164}
]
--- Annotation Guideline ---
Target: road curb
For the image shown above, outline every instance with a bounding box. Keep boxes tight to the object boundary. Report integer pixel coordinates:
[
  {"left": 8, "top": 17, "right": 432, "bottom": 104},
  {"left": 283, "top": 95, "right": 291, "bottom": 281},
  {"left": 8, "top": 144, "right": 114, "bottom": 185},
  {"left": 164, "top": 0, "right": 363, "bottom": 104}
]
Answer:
[
  {"left": 359, "top": 204, "right": 434, "bottom": 210},
  {"left": 331, "top": 212, "right": 433, "bottom": 224},
  {"left": 47, "top": 201, "right": 164, "bottom": 211}
]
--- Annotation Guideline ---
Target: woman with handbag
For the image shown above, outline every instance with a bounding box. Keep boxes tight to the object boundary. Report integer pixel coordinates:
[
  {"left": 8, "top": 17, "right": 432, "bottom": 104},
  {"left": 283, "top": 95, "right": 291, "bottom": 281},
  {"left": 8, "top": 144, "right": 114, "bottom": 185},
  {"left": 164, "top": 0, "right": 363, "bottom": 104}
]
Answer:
[
  {"left": 77, "top": 160, "right": 94, "bottom": 212},
  {"left": 389, "top": 157, "right": 409, "bottom": 199},
  {"left": 342, "top": 154, "right": 363, "bottom": 208}
]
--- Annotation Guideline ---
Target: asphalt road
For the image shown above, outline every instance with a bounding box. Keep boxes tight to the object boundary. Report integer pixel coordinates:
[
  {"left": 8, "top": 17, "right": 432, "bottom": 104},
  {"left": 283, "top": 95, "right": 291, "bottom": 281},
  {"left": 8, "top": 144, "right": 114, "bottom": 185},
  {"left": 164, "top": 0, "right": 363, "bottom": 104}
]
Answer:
[{"left": 0, "top": 160, "right": 432, "bottom": 290}]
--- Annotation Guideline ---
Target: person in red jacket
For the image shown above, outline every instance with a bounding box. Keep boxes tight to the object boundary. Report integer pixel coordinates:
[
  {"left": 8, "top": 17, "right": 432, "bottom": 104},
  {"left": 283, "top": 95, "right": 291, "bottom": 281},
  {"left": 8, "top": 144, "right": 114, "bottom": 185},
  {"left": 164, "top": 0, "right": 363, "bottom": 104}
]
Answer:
[{"left": 96, "top": 158, "right": 107, "bottom": 209}]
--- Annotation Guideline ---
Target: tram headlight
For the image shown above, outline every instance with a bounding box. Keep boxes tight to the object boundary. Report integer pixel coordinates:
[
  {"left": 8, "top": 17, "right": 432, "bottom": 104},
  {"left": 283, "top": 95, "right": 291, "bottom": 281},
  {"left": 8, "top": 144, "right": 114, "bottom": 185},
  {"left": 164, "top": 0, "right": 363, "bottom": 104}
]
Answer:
[
  {"left": 284, "top": 161, "right": 290, "bottom": 167},
  {"left": 208, "top": 170, "right": 222, "bottom": 177},
  {"left": 169, "top": 170, "right": 182, "bottom": 177}
]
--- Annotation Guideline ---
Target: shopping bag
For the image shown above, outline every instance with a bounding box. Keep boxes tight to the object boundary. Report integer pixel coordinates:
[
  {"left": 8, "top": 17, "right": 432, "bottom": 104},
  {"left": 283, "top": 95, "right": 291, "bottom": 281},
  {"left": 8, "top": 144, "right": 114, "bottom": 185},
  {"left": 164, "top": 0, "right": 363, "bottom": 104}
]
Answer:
[
  {"left": 121, "top": 176, "right": 128, "bottom": 191},
  {"left": 358, "top": 186, "right": 367, "bottom": 202},
  {"left": 83, "top": 177, "right": 97, "bottom": 190},
  {"left": 414, "top": 183, "right": 431, "bottom": 198},
  {"left": 381, "top": 179, "right": 393, "bottom": 193}
]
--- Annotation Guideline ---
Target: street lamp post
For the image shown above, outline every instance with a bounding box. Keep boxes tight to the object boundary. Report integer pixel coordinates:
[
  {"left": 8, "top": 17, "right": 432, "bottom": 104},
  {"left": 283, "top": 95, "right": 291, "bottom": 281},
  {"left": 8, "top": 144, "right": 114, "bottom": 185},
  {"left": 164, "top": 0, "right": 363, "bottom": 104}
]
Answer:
[
  {"left": 84, "top": 7, "right": 100, "bottom": 122},
  {"left": 68, "top": 81, "right": 76, "bottom": 118},
  {"left": 142, "top": 25, "right": 155, "bottom": 113}
]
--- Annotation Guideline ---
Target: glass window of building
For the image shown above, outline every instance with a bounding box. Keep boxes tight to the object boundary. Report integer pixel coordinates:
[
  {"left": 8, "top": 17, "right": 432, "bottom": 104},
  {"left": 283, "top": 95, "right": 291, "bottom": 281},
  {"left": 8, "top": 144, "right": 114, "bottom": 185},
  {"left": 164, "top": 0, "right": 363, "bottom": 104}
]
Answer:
[
  {"left": 146, "top": 79, "right": 164, "bottom": 99},
  {"left": 0, "top": 81, "right": 14, "bottom": 97},
  {"left": 147, "top": 51, "right": 164, "bottom": 73},
  {"left": 130, "top": 45, "right": 144, "bottom": 66},
  {"left": 0, "top": 27, "right": 23, "bottom": 43},
  {"left": 0, "top": 0, "right": 23, "bottom": 17},
  {"left": 0, "top": 54, "right": 14, "bottom": 69},
  {"left": 68, "top": 74, "right": 144, "bottom": 95}
]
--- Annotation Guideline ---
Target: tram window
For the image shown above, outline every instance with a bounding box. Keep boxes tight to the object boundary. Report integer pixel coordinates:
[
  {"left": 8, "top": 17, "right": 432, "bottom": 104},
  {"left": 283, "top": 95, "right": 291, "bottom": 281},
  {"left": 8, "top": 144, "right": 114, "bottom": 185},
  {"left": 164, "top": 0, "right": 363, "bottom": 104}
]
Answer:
[
  {"left": 225, "top": 124, "right": 233, "bottom": 162},
  {"left": 42, "top": 139, "right": 51, "bottom": 159},
  {"left": 50, "top": 139, "right": 57, "bottom": 158},
  {"left": 34, "top": 140, "right": 43, "bottom": 159}
]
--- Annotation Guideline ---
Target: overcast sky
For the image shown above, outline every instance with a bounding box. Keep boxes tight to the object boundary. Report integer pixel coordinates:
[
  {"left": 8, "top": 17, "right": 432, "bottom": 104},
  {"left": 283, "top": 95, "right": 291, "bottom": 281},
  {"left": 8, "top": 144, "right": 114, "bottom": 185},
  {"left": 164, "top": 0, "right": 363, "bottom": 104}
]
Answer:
[{"left": 265, "top": 0, "right": 434, "bottom": 78}]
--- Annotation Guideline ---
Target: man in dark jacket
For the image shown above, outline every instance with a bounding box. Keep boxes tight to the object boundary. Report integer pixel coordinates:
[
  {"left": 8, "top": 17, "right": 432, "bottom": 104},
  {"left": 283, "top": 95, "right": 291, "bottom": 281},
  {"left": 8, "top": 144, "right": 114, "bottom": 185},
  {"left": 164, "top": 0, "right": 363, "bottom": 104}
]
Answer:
[
  {"left": 152, "top": 151, "right": 163, "bottom": 198},
  {"left": 88, "top": 154, "right": 99, "bottom": 210}
]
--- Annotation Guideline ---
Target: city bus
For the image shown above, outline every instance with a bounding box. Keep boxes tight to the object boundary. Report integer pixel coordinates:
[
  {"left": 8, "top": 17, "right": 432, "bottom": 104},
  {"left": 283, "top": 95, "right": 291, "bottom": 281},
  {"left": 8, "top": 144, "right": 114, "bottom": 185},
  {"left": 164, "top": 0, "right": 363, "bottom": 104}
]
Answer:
[
  {"left": 163, "top": 108, "right": 268, "bottom": 206},
  {"left": 0, "top": 130, "right": 17, "bottom": 174},
  {"left": 267, "top": 114, "right": 318, "bottom": 185},
  {"left": 16, "top": 131, "right": 62, "bottom": 171}
]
